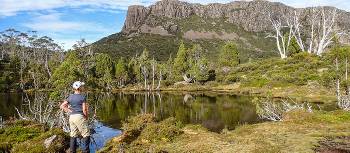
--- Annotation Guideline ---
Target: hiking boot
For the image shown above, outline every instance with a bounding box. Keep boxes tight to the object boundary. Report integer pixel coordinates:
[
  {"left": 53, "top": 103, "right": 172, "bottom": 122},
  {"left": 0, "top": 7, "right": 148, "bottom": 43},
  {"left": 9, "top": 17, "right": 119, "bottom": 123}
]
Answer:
[
  {"left": 81, "top": 136, "right": 90, "bottom": 153},
  {"left": 70, "top": 137, "right": 77, "bottom": 153}
]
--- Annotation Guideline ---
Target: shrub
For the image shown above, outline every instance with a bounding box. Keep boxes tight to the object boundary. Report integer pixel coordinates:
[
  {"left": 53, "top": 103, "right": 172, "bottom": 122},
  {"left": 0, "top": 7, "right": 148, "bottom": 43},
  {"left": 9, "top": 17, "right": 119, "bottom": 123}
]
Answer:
[
  {"left": 138, "top": 117, "right": 184, "bottom": 143},
  {"left": 0, "top": 120, "right": 69, "bottom": 153},
  {"left": 120, "top": 114, "right": 155, "bottom": 144},
  {"left": 224, "top": 74, "right": 240, "bottom": 83}
]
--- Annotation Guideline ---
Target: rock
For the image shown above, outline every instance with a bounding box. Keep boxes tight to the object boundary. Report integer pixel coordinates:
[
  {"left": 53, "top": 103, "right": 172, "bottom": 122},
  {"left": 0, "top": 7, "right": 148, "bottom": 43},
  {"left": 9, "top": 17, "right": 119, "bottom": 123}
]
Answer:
[
  {"left": 168, "top": 24, "right": 179, "bottom": 34},
  {"left": 122, "top": 5, "right": 150, "bottom": 33},
  {"left": 183, "top": 94, "right": 193, "bottom": 102},
  {"left": 44, "top": 135, "right": 57, "bottom": 149},
  {"left": 317, "top": 68, "right": 329, "bottom": 73},
  {"left": 121, "top": 0, "right": 350, "bottom": 44},
  {"left": 150, "top": 0, "right": 194, "bottom": 18},
  {"left": 139, "top": 24, "right": 172, "bottom": 36}
]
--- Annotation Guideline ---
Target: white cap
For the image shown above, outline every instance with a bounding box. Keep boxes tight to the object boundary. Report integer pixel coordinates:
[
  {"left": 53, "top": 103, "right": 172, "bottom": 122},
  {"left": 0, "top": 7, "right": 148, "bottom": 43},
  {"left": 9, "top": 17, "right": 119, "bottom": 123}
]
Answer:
[{"left": 72, "top": 81, "right": 85, "bottom": 89}]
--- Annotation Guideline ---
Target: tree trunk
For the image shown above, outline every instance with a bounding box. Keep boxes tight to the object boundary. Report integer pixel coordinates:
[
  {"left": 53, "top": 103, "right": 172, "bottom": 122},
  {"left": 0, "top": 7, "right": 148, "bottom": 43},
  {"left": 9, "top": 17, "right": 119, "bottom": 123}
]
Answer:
[
  {"left": 45, "top": 50, "right": 52, "bottom": 78},
  {"left": 183, "top": 74, "right": 192, "bottom": 83},
  {"left": 152, "top": 63, "right": 155, "bottom": 90},
  {"left": 156, "top": 70, "right": 162, "bottom": 90},
  {"left": 144, "top": 75, "right": 147, "bottom": 90},
  {"left": 346, "top": 57, "right": 349, "bottom": 95},
  {"left": 336, "top": 57, "right": 341, "bottom": 101}
]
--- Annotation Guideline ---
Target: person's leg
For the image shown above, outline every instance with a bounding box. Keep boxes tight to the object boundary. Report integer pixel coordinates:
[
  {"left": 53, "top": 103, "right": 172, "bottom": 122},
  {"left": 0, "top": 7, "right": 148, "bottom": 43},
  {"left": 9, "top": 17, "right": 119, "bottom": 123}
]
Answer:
[
  {"left": 69, "top": 137, "right": 77, "bottom": 153},
  {"left": 69, "top": 115, "right": 80, "bottom": 153},
  {"left": 81, "top": 136, "right": 90, "bottom": 153},
  {"left": 75, "top": 115, "right": 91, "bottom": 153}
]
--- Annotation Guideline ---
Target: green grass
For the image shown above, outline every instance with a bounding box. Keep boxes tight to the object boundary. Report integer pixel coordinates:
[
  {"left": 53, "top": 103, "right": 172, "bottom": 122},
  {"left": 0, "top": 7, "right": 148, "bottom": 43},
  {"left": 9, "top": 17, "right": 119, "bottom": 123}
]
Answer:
[
  {"left": 100, "top": 111, "right": 350, "bottom": 153},
  {"left": 0, "top": 120, "right": 69, "bottom": 153},
  {"left": 220, "top": 52, "right": 334, "bottom": 88},
  {"left": 98, "top": 114, "right": 184, "bottom": 153}
]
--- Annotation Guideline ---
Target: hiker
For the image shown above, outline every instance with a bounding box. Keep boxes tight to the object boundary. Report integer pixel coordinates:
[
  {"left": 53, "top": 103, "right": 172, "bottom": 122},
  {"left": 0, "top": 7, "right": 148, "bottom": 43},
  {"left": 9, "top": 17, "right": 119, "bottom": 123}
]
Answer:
[{"left": 60, "top": 81, "right": 90, "bottom": 153}]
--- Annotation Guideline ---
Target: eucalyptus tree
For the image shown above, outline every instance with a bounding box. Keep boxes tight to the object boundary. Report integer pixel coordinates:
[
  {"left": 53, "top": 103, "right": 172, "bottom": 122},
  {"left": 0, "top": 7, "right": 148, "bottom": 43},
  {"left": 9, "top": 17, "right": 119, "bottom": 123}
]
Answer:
[
  {"left": 188, "top": 44, "right": 209, "bottom": 83},
  {"left": 267, "top": 12, "right": 293, "bottom": 59},
  {"left": 51, "top": 51, "right": 83, "bottom": 99},
  {"left": 1, "top": 28, "right": 21, "bottom": 57},
  {"left": 173, "top": 41, "right": 192, "bottom": 82},
  {"left": 291, "top": 8, "right": 342, "bottom": 55},
  {"left": 115, "top": 57, "right": 128, "bottom": 87},
  {"left": 95, "top": 53, "right": 114, "bottom": 90},
  {"left": 218, "top": 42, "right": 239, "bottom": 74},
  {"left": 269, "top": 7, "right": 343, "bottom": 57},
  {"left": 165, "top": 54, "right": 174, "bottom": 81},
  {"left": 17, "top": 32, "right": 30, "bottom": 90},
  {"left": 139, "top": 48, "right": 151, "bottom": 90},
  {"left": 72, "top": 39, "right": 95, "bottom": 85},
  {"left": 128, "top": 56, "right": 141, "bottom": 84}
]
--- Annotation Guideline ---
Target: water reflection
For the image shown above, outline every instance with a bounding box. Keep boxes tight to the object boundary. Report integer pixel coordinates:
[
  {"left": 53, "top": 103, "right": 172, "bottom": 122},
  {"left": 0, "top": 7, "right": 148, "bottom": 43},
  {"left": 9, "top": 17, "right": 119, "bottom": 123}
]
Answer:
[
  {"left": 0, "top": 92, "right": 260, "bottom": 132},
  {"left": 90, "top": 92, "right": 260, "bottom": 132}
]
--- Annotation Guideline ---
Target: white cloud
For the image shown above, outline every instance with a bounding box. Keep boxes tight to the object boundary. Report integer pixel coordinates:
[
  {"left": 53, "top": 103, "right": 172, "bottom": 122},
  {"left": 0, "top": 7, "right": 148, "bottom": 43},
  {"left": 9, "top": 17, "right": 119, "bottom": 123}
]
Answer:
[
  {"left": 270, "top": 0, "right": 350, "bottom": 11},
  {"left": 0, "top": 0, "right": 155, "bottom": 17},
  {"left": 0, "top": 0, "right": 349, "bottom": 17},
  {"left": 20, "top": 12, "right": 115, "bottom": 49},
  {"left": 22, "top": 12, "right": 109, "bottom": 33},
  {"left": 53, "top": 38, "right": 92, "bottom": 50}
]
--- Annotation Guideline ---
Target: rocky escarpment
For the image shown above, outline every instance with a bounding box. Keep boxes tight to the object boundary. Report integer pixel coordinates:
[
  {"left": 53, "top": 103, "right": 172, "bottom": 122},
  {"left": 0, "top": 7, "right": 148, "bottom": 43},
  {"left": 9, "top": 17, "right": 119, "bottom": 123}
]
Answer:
[
  {"left": 92, "top": 0, "right": 350, "bottom": 62},
  {"left": 122, "top": 0, "right": 350, "bottom": 41}
]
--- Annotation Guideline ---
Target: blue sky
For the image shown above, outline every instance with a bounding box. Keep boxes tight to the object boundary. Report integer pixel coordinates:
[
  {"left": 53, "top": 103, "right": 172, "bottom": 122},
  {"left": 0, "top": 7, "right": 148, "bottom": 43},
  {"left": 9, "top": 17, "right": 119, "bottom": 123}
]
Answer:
[{"left": 0, "top": 0, "right": 349, "bottom": 49}]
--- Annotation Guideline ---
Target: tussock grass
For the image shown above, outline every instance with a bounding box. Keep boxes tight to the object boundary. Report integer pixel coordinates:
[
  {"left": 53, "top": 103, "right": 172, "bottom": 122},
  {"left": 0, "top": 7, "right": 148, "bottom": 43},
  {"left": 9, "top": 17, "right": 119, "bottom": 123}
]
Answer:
[
  {"left": 100, "top": 111, "right": 350, "bottom": 153},
  {"left": 0, "top": 120, "right": 69, "bottom": 153}
]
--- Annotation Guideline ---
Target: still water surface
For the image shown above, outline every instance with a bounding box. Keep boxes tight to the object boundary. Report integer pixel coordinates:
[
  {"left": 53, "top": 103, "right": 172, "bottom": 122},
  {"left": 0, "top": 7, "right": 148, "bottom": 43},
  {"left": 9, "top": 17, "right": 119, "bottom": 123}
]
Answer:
[
  {"left": 0, "top": 92, "right": 260, "bottom": 132},
  {"left": 0, "top": 92, "right": 261, "bottom": 151}
]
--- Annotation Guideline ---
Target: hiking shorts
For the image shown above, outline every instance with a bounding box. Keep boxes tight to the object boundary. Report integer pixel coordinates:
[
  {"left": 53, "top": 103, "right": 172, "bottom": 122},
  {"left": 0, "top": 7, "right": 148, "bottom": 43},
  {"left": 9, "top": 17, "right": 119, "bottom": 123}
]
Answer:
[{"left": 69, "top": 114, "right": 90, "bottom": 137}]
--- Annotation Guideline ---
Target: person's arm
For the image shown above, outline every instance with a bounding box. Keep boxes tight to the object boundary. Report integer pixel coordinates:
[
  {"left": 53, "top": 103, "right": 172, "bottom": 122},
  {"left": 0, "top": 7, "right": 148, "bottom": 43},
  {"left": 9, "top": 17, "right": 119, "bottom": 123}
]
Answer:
[
  {"left": 82, "top": 102, "right": 88, "bottom": 119},
  {"left": 60, "top": 100, "right": 72, "bottom": 113}
]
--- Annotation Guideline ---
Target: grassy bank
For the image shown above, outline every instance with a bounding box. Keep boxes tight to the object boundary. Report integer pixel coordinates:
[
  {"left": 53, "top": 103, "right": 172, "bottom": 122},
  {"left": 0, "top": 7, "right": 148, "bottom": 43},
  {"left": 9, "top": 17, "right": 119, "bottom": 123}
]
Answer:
[
  {"left": 112, "top": 83, "right": 336, "bottom": 104},
  {"left": 99, "top": 111, "right": 350, "bottom": 153},
  {"left": 110, "top": 52, "right": 340, "bottom": 104},
  {"left": 0, "top": 120, "right": 69, "bottom": 153}
]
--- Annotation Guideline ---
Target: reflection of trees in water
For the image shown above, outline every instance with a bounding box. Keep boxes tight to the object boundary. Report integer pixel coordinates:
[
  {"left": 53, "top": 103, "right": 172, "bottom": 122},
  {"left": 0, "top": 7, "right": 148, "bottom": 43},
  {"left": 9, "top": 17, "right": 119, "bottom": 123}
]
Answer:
[
  {"left": 95, "top": 92, "right": 259, "bottom": 132},
  {"left": 16, "top": 92, "right": 99, "bottom": 133},
  {"left": 0, "top": 93, "right": 23, "bottom": 119},
  {"left": 15, "top": 92, "right": 57, "bottom": 128}
]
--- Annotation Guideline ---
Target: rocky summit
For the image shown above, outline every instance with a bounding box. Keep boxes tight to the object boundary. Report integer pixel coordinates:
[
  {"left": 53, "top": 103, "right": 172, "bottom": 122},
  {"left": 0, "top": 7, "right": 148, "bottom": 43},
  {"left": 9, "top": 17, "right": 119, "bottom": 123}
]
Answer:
[
  {"left": 122, "top": 0, "right": 350, "bottom": 35},
  {"left": 93, "top": 0, "right": 350, "bottom": 61}
]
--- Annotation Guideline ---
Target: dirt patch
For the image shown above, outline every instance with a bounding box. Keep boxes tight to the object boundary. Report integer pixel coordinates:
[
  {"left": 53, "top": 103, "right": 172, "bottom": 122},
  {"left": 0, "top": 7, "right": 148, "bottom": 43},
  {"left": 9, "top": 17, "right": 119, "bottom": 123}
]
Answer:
[{"left": 315, "top": 136, "right": 350, "bottom": 153}]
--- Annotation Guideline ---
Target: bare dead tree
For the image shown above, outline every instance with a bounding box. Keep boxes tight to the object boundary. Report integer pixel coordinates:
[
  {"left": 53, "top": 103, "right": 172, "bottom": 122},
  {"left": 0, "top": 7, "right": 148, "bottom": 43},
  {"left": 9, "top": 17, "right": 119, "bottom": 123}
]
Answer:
[
  {"left": 15, "top": 93, "right": 56, "bottom": 127},
  {"left": 141, "top": 65, "right": 149, "bottom": 90},
  {"left": 336, "top": 55, "right": 350, "bottom": 110},
  {"left": 346, "top": 57, "right": 349, "bottom": 95},
  {"left": 267, "top": 12, "right": 293, "bottom": 59},
  {"left": 152, "top": 58, "right": 156, "bottom": 90},
  {"left": 156, "top": 70, "right": 162, "bottom": 90},
  {"left": 338, "top": 96, "right": 350, "bottom": 111},
  {"left": 18, "top": 33, "right": 29, "bottom": 90},
  {"left": 291, "top": 10, "right": 306, "bottom": 52},
  {"left": 256, "top": 98, "right": 312, "bottom": 121},
  {"left": 0, "top": 116, "right": 3, "bottom": 128},
  {"left": 292, "top": 7, "right": 342, "bottom": 55},
  {"left": 336, "top": 57, "right": 341, "bottom": 102}
]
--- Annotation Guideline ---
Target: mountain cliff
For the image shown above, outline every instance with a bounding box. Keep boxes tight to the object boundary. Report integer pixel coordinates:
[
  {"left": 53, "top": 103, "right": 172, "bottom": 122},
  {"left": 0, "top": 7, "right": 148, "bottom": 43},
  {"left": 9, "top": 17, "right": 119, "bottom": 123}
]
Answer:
[{"left": 93, "top": 0, "right": 350, "bottom": 61}]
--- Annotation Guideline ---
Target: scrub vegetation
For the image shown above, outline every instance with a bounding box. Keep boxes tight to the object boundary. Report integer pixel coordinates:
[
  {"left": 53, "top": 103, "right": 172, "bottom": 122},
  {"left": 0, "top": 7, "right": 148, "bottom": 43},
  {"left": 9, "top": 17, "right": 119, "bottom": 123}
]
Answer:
[
  {"left": 100, "top": 111, "right": 350, "bottom": 153},
  {"left": 0, "top": 120, "right": 69, "bottom": 153}
]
